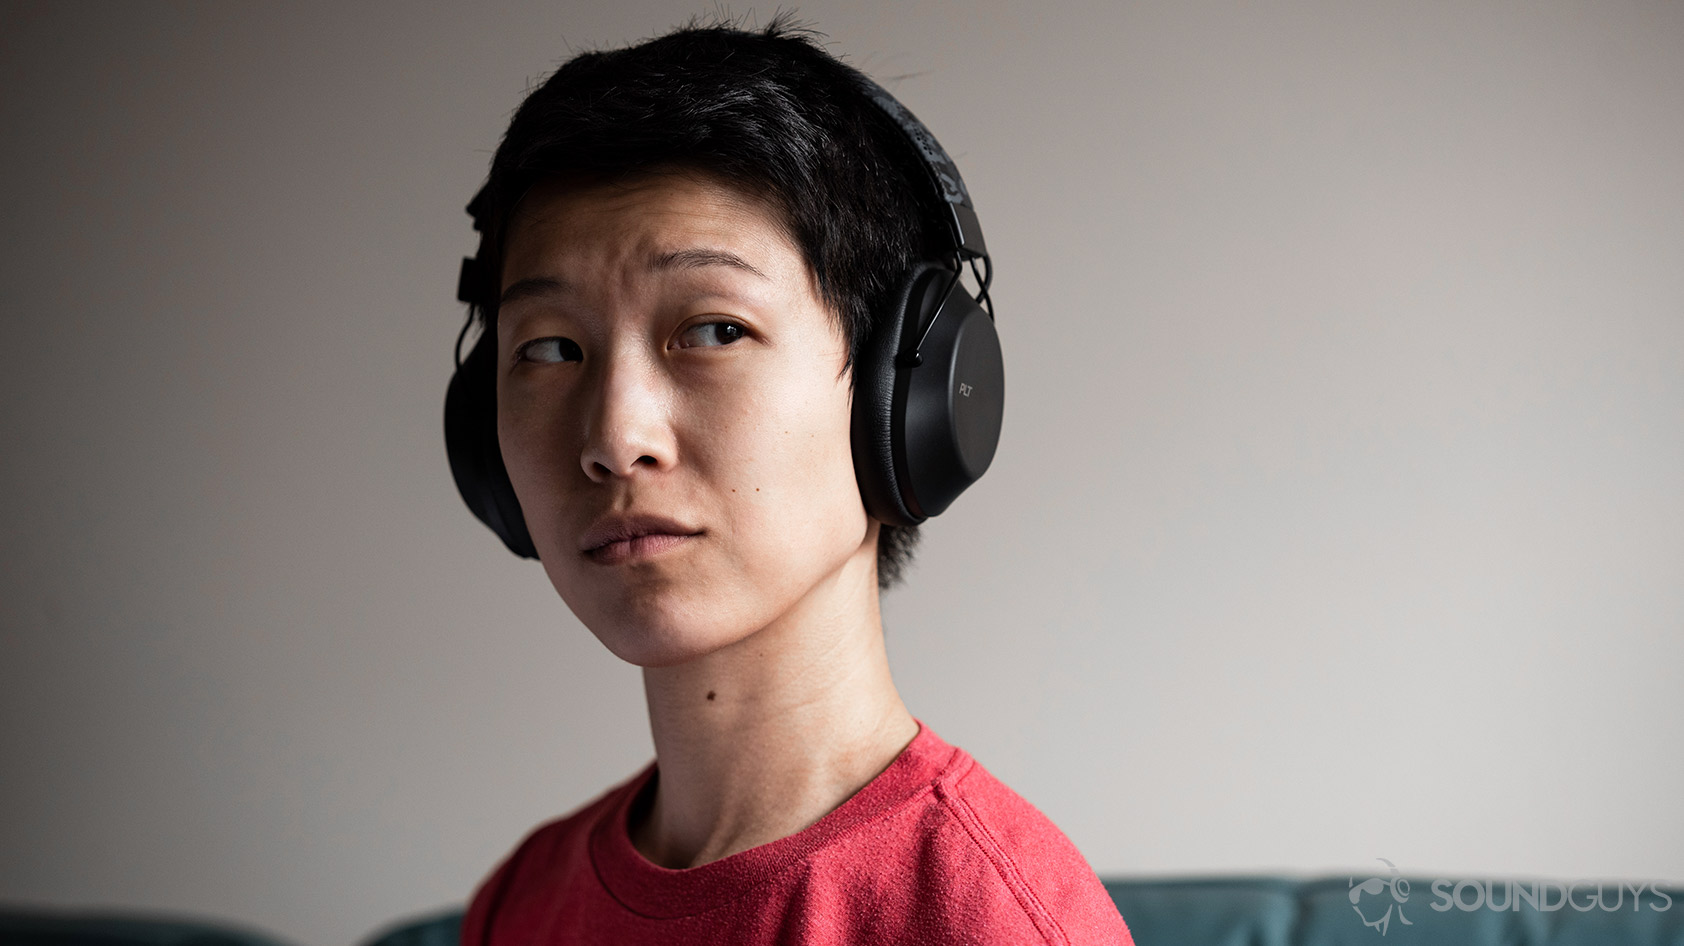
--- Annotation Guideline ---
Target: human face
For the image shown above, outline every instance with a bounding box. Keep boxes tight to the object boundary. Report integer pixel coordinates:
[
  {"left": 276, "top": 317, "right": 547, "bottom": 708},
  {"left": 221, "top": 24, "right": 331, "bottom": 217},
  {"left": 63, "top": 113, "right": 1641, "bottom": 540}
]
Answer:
[{"left": 495, "top": 171, "right": 878, "bottom": 668}]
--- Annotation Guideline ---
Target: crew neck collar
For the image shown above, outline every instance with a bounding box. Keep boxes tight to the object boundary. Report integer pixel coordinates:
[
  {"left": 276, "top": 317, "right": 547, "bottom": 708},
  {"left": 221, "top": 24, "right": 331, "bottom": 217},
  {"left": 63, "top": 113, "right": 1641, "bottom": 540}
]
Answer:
[{"left": 587, "top": 718, "right": 966, "bottom": 919}]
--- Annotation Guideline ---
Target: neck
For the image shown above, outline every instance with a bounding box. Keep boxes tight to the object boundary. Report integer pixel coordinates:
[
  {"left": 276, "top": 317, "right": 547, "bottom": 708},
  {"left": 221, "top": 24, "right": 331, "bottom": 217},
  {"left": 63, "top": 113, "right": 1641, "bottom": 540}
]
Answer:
[{"left": 629, "top": 538, "right": 918, "bottom": 869}]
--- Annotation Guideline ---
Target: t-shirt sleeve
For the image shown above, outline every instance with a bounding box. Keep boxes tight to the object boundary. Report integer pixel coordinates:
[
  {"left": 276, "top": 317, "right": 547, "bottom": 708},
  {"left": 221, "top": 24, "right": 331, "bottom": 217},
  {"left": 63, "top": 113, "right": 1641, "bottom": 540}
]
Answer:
[
  {"left": 459, "top": 764, "right": 661, "bottom": 945},
  {"left": 458, "top": 779, "right": 637, "bottom": 946},
  {"left": 459, "top": 813, "right": 585, "bottom": 946},
  {"left": 941, "top": 766, "right": 1134, "bottom": 945},
  {"left": 461, "top": 832, "right": 531, "bottom": 946}
]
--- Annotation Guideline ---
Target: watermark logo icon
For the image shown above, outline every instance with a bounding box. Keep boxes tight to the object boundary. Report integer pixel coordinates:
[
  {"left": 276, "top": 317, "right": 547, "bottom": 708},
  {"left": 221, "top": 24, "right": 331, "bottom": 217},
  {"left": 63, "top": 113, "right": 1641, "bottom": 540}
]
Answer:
[{"left": 1350, "top": 858, "right": 1413, "bottom": 936}]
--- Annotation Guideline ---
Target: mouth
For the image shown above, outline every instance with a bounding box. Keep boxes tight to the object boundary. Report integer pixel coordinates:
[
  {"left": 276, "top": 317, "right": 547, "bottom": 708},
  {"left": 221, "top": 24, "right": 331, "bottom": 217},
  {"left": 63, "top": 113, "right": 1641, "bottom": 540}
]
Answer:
[
  {"left": 579, "top": 513, "right": 703, "bottom": 565},
  {"left": 584, "top": 532, "right": 699, "bottom": 565}
]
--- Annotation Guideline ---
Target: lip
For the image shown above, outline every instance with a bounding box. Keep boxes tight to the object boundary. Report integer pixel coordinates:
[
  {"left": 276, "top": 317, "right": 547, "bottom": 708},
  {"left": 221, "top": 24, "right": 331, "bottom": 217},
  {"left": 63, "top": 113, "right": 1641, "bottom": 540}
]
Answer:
[{"left": 579, "top": 512, "right": 702, "bottom": 563}]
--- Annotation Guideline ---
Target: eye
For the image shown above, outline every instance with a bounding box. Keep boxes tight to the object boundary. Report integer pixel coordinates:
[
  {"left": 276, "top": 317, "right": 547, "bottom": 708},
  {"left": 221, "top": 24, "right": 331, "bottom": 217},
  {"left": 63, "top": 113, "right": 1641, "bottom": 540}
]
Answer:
[
  {"left": 515, "top": 337, "right": 582, "bottom": 364},
  {"left": 675, "top": 321, "right": 746, "bottom": 349}
]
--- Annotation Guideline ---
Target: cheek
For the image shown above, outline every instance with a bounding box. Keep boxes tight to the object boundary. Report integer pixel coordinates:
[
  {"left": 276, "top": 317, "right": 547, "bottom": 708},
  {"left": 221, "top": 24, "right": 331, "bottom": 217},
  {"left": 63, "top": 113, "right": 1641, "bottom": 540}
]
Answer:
[
  {"left": 495, "top": 384, "right": 576, "bottom": 539},
  {"left": 698, "top": 364, "right": 863, "bottom": 557}
]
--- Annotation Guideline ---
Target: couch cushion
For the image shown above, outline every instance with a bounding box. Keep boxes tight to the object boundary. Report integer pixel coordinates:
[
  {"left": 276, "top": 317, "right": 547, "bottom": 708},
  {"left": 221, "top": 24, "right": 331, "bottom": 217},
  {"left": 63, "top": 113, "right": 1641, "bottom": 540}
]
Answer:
[
  {"left": 355, "top": 910, "right": 459, "bottom": 946},
  {"left": 0, "top": 911, "right": 289, "bottom": 946}
]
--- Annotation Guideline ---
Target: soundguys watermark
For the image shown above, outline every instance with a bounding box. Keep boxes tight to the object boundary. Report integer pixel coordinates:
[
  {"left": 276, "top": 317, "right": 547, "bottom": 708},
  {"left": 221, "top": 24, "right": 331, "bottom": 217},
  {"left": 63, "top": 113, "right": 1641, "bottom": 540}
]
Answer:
[{"left": 1349, "top": 858, "right": 1674, "bottom": 936}]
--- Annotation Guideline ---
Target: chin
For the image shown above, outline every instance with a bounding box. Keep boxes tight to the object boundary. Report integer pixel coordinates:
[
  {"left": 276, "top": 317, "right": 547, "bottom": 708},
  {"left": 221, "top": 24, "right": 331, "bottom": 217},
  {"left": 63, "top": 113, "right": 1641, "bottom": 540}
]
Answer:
[
  {"left": 558, "top": 575, "right": 765, "bottom": 669},
  {"left": 590, "top": 612, "right": 757, "bottom": 669}
]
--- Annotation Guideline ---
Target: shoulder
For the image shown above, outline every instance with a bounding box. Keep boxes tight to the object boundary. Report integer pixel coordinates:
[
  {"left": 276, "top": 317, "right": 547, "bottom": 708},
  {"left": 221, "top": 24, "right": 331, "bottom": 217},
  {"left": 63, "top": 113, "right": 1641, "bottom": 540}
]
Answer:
[
  {"left": 924, "top": 752, "right": 1133, "bottom": 945},
  {"left": 812, "top": 735, "right": 1131, "bottom": 945},
  {"left": 461, "top": 767, "right": 648, "bottom": 946}
]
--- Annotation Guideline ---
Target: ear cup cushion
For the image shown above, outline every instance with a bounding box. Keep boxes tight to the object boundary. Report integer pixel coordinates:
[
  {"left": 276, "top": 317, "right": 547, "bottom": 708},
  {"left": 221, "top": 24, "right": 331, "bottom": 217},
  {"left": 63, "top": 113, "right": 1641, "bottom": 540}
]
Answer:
[
  {"left": 444, "top": 332, "right": 538, "bottom": 558},
  {"left": 851, "top": 260, "right": 948, "bottom": 527}
]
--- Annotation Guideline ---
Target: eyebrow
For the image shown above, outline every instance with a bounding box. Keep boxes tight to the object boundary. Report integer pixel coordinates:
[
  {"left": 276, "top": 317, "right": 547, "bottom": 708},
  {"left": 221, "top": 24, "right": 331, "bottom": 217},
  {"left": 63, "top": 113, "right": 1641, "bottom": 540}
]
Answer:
[
  {"left": 649, "top": 247, "right": 769, "bottom": 281},
  {"left": 499, "top": 275, "right": 571, "bottom": 308},
  {"left": 498, "top": 247, "right": 768, "bottom": 308}
]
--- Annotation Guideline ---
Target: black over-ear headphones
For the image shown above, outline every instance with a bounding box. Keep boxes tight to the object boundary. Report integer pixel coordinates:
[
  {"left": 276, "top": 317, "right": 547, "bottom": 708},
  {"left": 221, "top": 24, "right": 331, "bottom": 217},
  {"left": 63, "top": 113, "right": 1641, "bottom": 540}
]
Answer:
[{"left": 444, "top": 76, "right": 1003, "bottom": 558}]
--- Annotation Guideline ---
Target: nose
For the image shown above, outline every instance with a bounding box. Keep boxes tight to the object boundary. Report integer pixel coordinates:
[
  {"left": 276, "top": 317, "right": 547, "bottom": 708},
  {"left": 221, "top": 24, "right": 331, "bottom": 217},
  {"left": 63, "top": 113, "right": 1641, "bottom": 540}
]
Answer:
[{"left": 578, "top": 351, "right": 676, "bottom": 483}]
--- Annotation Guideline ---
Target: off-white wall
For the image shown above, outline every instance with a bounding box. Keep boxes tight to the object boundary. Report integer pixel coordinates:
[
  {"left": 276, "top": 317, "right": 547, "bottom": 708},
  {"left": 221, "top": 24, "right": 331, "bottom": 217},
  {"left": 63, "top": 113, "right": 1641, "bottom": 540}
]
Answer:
[{"left": 2, "top": 2, "right": 1680, "bottom": 943}]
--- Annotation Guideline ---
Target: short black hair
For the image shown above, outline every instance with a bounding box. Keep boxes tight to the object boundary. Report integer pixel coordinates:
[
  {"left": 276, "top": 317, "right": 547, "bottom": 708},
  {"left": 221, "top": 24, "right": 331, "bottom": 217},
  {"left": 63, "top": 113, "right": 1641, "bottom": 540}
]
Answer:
[{"left": 471, "top": 15, "right": 940, "bottom": 590}]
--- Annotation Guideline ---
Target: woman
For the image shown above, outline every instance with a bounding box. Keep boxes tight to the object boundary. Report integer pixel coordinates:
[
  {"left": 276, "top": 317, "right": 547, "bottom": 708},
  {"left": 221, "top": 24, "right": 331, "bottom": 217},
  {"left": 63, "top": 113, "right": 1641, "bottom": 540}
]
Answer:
[{"left": 444, "top": 18, "right": 1131, "bottom": 945}]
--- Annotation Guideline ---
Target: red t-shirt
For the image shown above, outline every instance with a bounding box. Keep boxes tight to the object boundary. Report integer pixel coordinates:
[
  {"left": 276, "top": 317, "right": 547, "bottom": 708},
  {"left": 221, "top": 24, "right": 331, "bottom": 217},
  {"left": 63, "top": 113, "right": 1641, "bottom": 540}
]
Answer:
[{"left": 463, "top": 720, "right": 1133, "bottom": 944}]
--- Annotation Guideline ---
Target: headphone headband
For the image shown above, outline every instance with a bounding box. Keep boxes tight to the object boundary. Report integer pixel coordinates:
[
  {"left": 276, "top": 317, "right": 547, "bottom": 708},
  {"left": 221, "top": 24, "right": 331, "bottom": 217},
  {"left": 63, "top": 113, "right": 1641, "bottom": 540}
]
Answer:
[
  {"left": 853, "top": 76, "right": 987, "bottom": 260},
  {"left": 456, "top": 75, "right": 986, "bottom": 310}
]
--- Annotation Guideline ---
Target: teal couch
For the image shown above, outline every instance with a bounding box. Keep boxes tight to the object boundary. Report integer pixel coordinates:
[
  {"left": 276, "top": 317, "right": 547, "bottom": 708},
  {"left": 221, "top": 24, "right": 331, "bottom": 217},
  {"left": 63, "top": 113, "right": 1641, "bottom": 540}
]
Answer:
[
  {"left": 8, "top": 876, "right": 1683, "bottom": 945},
  {"left": 1098, "top": 877, "right": 1684, "bottom": 946},
  {"left": 356, "top": 876, "right": 1684, "bottom": 945}
]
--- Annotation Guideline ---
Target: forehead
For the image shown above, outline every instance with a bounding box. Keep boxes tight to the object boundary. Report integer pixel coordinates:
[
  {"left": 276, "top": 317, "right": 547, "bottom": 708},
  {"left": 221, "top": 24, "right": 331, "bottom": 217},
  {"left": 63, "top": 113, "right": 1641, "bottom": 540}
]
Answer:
[{"left": 498, "top": 170, "right": 812, "bottom": 296}]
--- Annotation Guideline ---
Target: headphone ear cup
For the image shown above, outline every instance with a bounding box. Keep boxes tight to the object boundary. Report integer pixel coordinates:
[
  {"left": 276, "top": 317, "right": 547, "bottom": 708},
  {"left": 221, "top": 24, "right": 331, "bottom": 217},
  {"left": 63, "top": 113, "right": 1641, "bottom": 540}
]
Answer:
[
  {"left": 851, "top": 261, "right": 950, "bottom": 527},
  {"left": 444, "top": 331, "right": 539, "bottom": 559},
  {"left": 899, "top": 275, "right": 1003, "bottom": 517}
]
